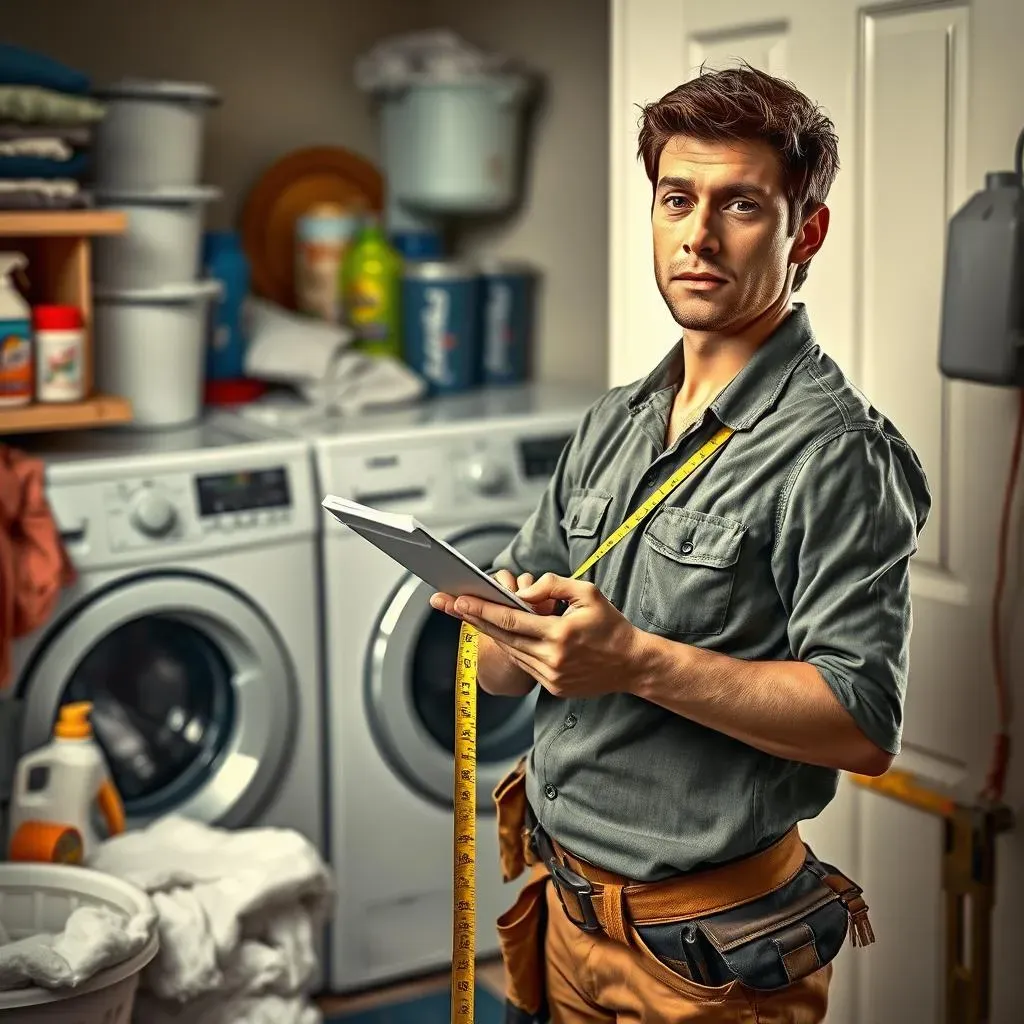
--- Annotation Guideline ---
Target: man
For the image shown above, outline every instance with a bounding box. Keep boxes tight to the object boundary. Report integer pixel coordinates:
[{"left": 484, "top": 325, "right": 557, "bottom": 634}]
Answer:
[{"left": 431, "top": 63, "right": 932, "bottom": 1023}]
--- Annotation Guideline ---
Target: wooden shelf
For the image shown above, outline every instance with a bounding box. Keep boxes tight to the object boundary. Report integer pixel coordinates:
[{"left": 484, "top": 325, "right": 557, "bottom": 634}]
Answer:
[
  {"left": 0, "top": 210, "right": 127, "bottom": 237},
  {"left": 0, "top": 395, "right": 132, "bottom": 435},
  {"left": 0, "top": 209, "right": 135, "bottom": 434}
]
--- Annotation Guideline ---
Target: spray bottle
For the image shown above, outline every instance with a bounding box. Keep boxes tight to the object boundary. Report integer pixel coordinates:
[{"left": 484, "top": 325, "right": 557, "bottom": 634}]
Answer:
[
  {"left": 7, "top": 702, "right": 126, "bottom": 864},
  {"left": 0, "top": 251, "right": 33, "bottom": 407}
]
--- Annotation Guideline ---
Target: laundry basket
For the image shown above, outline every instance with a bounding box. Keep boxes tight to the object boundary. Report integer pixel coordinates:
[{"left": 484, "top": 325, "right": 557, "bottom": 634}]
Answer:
[{"left": 0, "top": 863, "right": 159, "bottom": 1023}]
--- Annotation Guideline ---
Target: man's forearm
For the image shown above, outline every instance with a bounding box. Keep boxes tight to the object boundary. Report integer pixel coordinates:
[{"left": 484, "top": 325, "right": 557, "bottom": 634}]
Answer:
[
  {"left": 630, "top": 632, "right": 893, "bottom": 776},
  {"left": 477, "top": 634, "right": 536, "bottom": 697}
]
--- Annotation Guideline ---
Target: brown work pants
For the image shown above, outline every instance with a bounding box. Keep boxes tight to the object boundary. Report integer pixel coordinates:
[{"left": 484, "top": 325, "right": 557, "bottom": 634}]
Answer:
[{"left": 542, "top": 877, "right": 833, "bottom": 1023}]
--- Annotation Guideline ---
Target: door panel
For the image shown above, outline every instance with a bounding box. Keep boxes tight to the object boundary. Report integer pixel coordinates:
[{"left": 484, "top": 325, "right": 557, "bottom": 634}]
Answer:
[{"left": 610, "top": 1, "right": 1024, "bottom": 1020}]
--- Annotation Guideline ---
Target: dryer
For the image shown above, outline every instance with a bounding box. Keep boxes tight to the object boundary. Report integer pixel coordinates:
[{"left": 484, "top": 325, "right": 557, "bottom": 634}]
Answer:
[
  {"left": 7, "top": 418, "right": 325, "bottom": 853},
  {"left": 309, "top": 384, "right": 601, "bottom": 992}
]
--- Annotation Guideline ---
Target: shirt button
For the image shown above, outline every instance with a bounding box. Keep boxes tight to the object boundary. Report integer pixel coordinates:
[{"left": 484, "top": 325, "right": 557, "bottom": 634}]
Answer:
[
  {"left": 680, "top": 540, "right": 694, "bottom": 555},
  {"left": 544, "top": 783, "right": 558, "bottom": 800},
  {"left": 564, "top": 713, "right": 577, "bottom": 728}
]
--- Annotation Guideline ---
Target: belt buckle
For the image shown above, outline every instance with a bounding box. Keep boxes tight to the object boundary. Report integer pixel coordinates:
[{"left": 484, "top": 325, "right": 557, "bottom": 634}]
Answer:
[{"left": 548, "top": 859, "right": 602, "bottom": 933}]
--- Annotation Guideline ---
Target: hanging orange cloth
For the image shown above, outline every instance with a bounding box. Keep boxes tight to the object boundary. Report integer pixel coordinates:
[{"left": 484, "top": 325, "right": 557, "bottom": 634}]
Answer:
[{"left": 0, "top": 443, "right": 76, "bottom": 688}]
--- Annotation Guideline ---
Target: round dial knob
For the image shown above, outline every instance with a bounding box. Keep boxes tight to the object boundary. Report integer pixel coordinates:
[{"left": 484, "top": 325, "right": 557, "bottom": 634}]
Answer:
[
  {"left": 130, "top": 488, "right": 177, "bottom": 538},
  {"left": 462, "top": 455, "right": 509, "bottom": 496}
]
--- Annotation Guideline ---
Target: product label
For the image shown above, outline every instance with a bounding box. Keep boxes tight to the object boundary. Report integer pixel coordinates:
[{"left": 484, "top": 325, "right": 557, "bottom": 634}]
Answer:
[
  {"left": 421, "top": 286, "right": 456, "bottom": 386},
  {"left": 38, "top": 335, "right": 83, "bottom": 401},
  {"left": 295, "top": 239, "right": 350, "bottom": 324},
  {"left": 0, "top": 329, "right": 32, "bottom": 399},
  {"left": 349, "top": 278, "right": 385, "bottom": 341},
  {"left": 484, "top": 283, "right": 513, "bottom": 377}
]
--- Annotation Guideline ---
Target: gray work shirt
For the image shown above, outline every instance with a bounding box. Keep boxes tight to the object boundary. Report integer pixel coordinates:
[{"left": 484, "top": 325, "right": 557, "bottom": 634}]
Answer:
[{"left": 488, "top": 304, "right": 932, "bottom": 881}]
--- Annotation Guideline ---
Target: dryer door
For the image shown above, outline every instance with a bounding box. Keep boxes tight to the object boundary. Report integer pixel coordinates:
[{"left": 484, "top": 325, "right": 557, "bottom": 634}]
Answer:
[
  {"left": 18, "top": 571, "right": 297, "bottom": 830},
  {"left": 367, "top": 523, "right": 537, "bottom": 810}
]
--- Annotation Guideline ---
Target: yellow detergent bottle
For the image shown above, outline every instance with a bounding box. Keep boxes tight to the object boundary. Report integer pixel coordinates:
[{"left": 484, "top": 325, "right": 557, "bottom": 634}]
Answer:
[
  {"left": 340, "top": 214, "right": 403, "bottom": 359},
  {"left": 7, "top": 701, "right": 126, "bottom": 863}
]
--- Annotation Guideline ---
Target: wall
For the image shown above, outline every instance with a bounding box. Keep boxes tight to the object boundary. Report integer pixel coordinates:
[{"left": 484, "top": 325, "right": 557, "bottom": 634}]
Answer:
[
  {"left": 3, "top": 0, "right": 610, "bottom": 389},
  {"left": 432, "top": 0, "right": 611, "bottom": 389}
]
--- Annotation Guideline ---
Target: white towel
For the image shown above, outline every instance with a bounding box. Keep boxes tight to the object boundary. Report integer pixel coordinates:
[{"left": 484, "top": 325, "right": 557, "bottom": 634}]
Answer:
[
  {"left": 90, "top": 816, "right": 334, "bottom": 1021},
  {"left": 242, "top": 297, "right": 354, "bottom": 385},
  {"left": 239, "top": 294, "right": 427, "bottom": 422},
  {"left": 0, "top": 902, "right": 155, "bottom": 992}
]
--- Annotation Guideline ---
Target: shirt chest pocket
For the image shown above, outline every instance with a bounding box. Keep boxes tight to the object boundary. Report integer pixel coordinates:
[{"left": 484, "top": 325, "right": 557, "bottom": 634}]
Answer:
[
  {"left": 639, "top": 507, "right": 745, "bottom": 638},
  {"left": 562, "top": 490, "right": 614, "bottom": 571}
]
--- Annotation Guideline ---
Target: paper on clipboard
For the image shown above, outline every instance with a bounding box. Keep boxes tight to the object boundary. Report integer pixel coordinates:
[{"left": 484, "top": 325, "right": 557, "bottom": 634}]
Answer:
[{"left": 321, "top": 493, "right": 533, "bottom": 611}]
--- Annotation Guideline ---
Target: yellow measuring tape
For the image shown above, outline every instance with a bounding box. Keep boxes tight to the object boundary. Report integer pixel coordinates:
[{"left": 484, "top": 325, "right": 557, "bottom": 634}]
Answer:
[{"left": 451, "top": 425, "right": 734, "bottom": 1022}]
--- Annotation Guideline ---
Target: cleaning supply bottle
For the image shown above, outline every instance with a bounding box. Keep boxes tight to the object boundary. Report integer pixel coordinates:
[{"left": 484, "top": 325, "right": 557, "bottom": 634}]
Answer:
[
  {"left": 7, "top": 702, "right": 126, "bottom": 864},
  {"left": 203, "top": 229, "right": 251, "bottom": 381},
  {"left": 340, "top": 214, "right": 403, "bottom": 359},
  {"left": 0, "top": 251, "right": 33, "bottom": 407}
]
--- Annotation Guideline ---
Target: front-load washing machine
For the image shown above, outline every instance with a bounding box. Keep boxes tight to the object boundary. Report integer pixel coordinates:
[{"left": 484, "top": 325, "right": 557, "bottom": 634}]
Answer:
[
  {"left": 309, "top": 384, "right": 602, "bottom": 993},
  {"left": 7, "top": 417, "right": 325, "bottom": 857}
]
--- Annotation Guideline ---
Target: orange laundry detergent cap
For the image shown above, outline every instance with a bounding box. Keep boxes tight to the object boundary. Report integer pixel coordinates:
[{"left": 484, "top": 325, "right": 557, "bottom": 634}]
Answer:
[
  {"left": 54, "top": 700, "right": 94, "bottom": 739},
  {"left": 8, "top": 821, "right": 84, "bottom": 864}
]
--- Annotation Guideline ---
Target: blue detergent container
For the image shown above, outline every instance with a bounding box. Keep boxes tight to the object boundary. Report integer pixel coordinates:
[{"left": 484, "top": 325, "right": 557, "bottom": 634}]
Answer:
[{"left": 202, "top": 230, "right": 250, "bottom": 380}]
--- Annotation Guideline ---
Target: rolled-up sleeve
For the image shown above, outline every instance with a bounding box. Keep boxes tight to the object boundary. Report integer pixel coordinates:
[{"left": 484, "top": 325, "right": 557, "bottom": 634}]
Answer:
[{"left": 771, "top": 425, "right": 932, "bottom": 755}]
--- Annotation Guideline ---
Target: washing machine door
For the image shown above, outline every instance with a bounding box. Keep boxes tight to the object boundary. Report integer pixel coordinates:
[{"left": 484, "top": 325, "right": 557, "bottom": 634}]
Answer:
[
  {"left": 18, "top": 571, "right": 296, "bottom": 829},
  {"left": 367, "top": 523, "right": 537, "bottom": 810}
]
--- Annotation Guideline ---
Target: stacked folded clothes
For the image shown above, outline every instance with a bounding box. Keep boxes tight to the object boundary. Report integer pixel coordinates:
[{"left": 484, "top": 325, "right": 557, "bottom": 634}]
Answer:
[{"left": 0, "top": 44, "right": 105, "bottom": 209}]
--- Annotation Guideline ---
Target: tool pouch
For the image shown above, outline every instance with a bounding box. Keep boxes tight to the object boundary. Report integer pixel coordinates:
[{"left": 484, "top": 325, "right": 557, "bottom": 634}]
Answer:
[
  {"left": 639, "top": 846, "right": 874, "bottom": 991},
  {"left": 492, "top": 756, "right": 549, "bottom": 1023},
  {"left": 492, "top": 755, "right": 538, "bottom": 883}
]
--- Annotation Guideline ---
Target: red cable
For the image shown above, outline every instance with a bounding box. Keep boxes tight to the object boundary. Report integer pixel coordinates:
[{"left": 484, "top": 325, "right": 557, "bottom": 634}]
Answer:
[{"left": 982, "top": 387, "right": 1024, "bottom": 804}]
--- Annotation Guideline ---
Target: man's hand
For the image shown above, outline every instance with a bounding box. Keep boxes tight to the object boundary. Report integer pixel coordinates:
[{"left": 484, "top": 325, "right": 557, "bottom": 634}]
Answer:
[
  {"left": 431, "top": 570, "right": 552, "bottom": 694},
  {"left": 430, "top": 569, "right": 561, "bottom": 618},
  {"left": 430, "top": 572, "right": 641, "bottom": 698}
]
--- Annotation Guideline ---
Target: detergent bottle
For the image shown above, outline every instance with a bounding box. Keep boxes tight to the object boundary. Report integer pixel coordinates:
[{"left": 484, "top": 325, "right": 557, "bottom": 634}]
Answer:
[
  {"left": 0, "top": 251, "right": 33, "bottom": 407},
  {"left": 7, "top": 701, "right": 126, "bottom": 863},
  {"left": 340, "top": 213, "right": 403, "bottom": 359}
]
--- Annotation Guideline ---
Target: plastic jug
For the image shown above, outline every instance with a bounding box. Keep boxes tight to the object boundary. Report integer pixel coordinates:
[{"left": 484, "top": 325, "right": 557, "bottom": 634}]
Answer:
[{"left": 7, "top": 701, "right": 126, "bottom": 863}]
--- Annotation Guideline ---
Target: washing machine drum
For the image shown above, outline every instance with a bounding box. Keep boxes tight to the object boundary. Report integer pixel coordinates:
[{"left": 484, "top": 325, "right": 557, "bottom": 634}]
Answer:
[
  {"left": 17, "top": 571, "right": 297, "bottom": 829},
  {"left": 367, "top": 523, "right": 538, "bottom": 810}
]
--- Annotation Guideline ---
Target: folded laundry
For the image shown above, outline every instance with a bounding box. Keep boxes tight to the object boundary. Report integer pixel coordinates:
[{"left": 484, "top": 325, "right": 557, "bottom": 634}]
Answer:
[
  {"left": 0, "top": 44, "right": 91, "bottom": 96},
  {"left": 0, "top": 137, "right": 73, "bottom": 160},
  {"left": 0, "top": 178, "right": 91, "bottom": 209},
  {"left": 0, "top": 85, "right": 104, "bottom": 126},
  {"left": 0, "top": 123, "right": 92, "bottom": 146},
  {"left": 0, "top": 151, "right": 90, "bottom": 179}
]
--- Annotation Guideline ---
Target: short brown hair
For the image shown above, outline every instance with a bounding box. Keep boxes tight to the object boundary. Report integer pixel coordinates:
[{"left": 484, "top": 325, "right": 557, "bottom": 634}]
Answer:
[{"left": 637, "top": 62, "right": 840, "bottom": 291}]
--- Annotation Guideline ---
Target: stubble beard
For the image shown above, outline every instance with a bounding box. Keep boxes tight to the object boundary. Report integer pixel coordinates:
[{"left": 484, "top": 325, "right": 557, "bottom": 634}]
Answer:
[{"left": 657, "top": 278, "right": 735, "bottom": 333}]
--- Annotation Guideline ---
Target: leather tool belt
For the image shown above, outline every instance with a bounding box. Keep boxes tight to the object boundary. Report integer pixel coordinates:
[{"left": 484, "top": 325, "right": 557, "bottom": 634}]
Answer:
[{"left": 492, "top": 757, "right": 875, "bottom": 1024}]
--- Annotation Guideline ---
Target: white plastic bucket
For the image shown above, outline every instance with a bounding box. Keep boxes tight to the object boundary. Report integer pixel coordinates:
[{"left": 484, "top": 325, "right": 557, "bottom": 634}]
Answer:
[
  {"left": 93, "top": 79, "right": 220, "bottom": 190},
  {"left": 0, "top": 862, "right": 158, "bottom": 1023},
  {"left": 380, "top": 75, "right": 530, "bottom": 215},
  {"left": 93, "top": 186, "right": 221, "bottom": 290},
  {"left": 94, "top": 279, "right": 222, "bottom": 429}
]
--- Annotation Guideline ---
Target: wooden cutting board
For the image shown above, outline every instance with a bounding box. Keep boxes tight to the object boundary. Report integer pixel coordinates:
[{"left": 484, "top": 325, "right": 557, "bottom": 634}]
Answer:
[{"left": 240, "top": 145, "right": 384, "bottom": 310}]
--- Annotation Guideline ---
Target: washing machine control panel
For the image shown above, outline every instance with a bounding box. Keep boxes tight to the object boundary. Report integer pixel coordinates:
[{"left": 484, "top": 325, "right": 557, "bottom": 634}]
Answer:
[
  {"left": 330, "top": 428, "right": 576, "bottom": 518},
  {"left": 459, "top": 451, "right": 512, "bottom": 496},
  {"left": 98, "top": 466, "right": 295, "bottom": 552},
  {"left": 129, "top": 484, "right": 178, "bottom": 538}
]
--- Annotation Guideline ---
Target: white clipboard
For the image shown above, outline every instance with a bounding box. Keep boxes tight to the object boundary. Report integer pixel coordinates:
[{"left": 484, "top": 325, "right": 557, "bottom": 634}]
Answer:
[{"left": 321, "top": 494, "right": 534, "bottom": 612}]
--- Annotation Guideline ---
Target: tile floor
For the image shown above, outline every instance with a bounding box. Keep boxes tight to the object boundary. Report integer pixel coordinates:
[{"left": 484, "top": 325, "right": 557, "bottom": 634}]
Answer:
[{"left": 316, "top": 958, "right": 506, "bottom": 1015}]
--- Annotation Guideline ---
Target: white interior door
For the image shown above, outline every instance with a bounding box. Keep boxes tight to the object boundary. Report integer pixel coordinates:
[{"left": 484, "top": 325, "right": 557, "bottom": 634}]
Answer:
[{"left": 609, "top": 2, "right": 1024, "bottom": 1022}]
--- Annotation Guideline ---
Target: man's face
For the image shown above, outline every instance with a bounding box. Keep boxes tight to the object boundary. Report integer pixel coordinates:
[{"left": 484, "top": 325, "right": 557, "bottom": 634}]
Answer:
[{"left": 652, "top": 135, "right": 826, "bottom": 334}]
